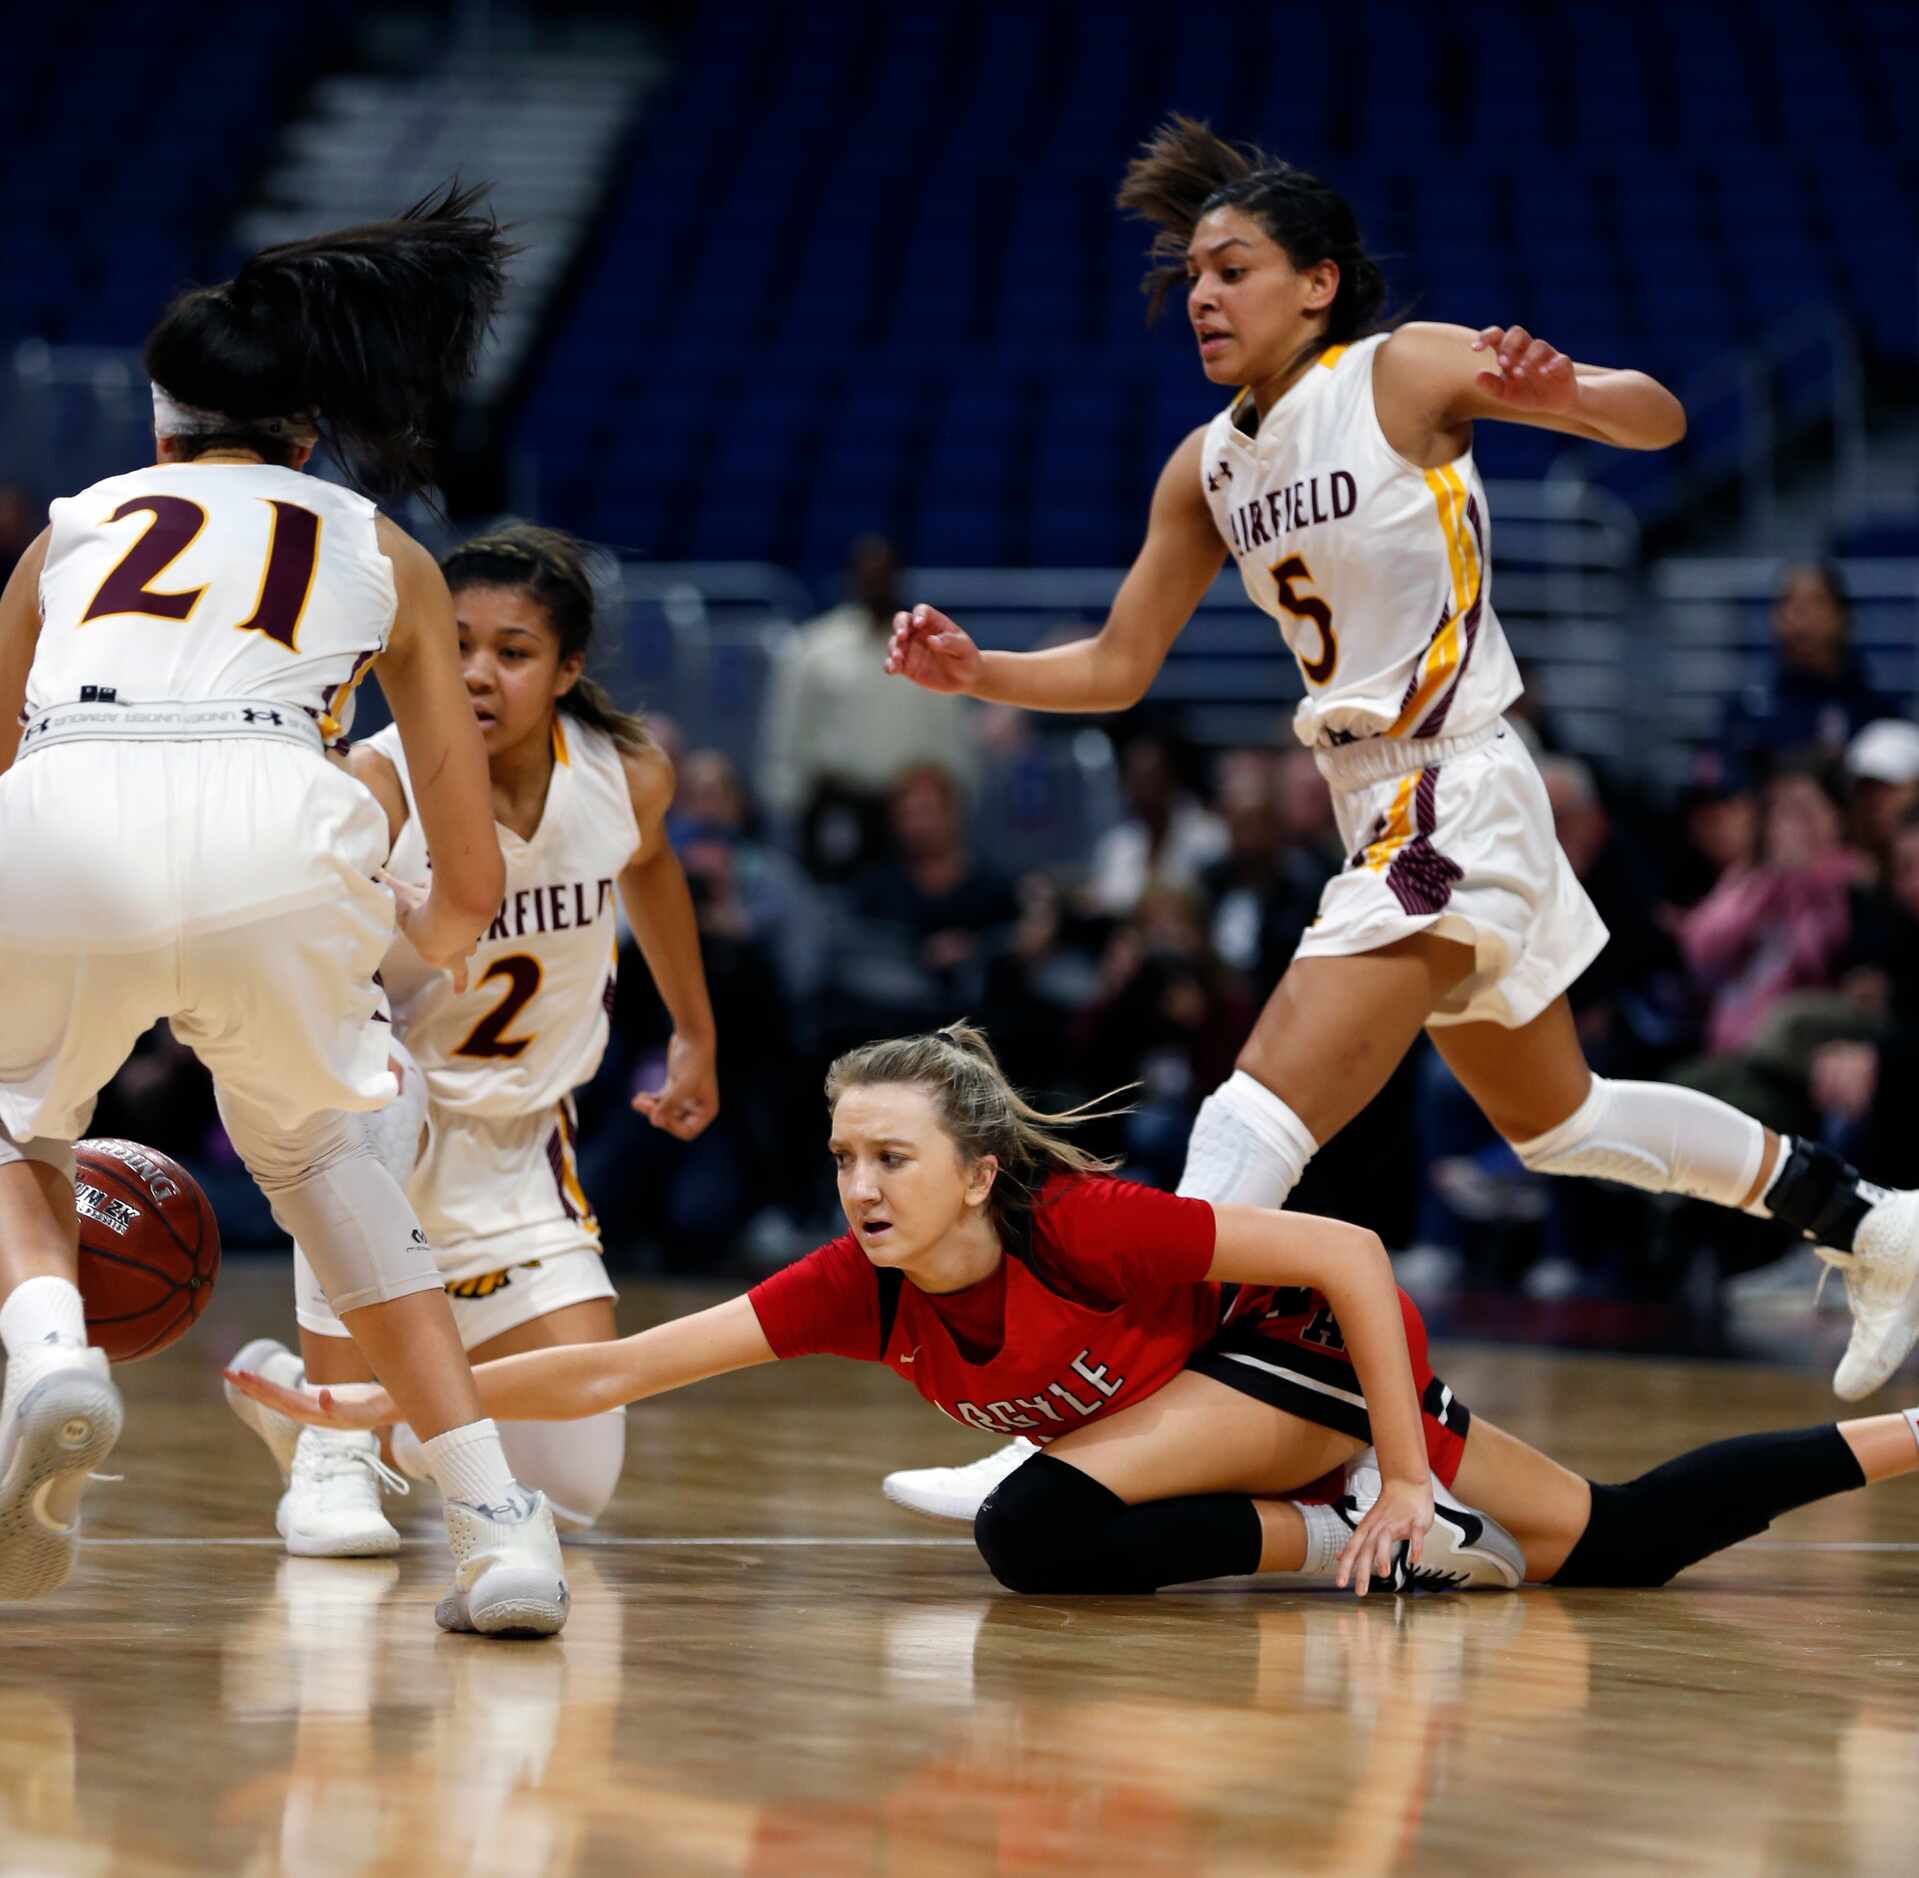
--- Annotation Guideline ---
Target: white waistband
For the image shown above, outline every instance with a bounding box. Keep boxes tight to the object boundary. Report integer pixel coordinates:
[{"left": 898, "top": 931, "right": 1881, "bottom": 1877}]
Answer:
[
  {"left": 1312, "top": 719, "right": 1501, "bottom": 791},
  {"left": 18, "top": 698, "right": 325, "bottom": 758}
]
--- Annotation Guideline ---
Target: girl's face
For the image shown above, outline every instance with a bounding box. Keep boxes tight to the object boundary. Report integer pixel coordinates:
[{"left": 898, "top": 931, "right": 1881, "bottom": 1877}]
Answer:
[
  {"left": 829, "top": 1082, "right": 995, "bottom": 1272},
  {"left": 1184, "top": 205, "right": 1338, "bottom": 389},
  {"left": 454, "top": 583, "right": 582, "bottom": 761}
]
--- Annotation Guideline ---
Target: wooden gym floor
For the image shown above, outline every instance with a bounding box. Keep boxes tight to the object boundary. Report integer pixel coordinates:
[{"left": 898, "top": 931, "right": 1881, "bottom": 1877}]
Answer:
[{"left": 6, "top": 1263, "right": 1917, "bottom": 1877}]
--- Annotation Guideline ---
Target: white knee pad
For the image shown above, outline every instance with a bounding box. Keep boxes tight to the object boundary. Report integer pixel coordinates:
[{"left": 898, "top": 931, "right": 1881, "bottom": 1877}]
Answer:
[
  {"left": 1177, "top": 1070, "right": 1317, "bottom": 1208},
  {"left": 289, "top": 1041, "right": 428, "bottom": 1335},
  {"left": 1511, "top": 1076, "right": 1765, "bottom": 1208},
  {"left": 390, "top": 1409, "right": 626, "bottom": 1530},
  {"left": 217, "top": 1094, "right": 441, "bottom": 1317},
  {"left": 499, "top": 1412, "right": 626, "bottom": 1530}
]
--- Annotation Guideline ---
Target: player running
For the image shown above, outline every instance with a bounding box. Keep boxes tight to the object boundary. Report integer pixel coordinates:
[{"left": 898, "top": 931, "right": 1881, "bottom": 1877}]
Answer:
[
  {"left": 0, "top": 189, "right": 568, "bottom": 1634},
  {"left": 226, "top": 524, "right": 718, "bottom": 1553},
  {"left": 230, "top": 1025, "right": 1919, "bottom": 1599},
  {"left": 878, "top": 117, "right": 1919, "bottom": 1517}
]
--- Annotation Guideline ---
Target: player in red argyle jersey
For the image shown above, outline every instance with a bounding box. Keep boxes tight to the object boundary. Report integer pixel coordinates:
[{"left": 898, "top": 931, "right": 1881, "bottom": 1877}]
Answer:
[{"left": 231, "top": 1026, "right": 1919, "bottom": 1595}]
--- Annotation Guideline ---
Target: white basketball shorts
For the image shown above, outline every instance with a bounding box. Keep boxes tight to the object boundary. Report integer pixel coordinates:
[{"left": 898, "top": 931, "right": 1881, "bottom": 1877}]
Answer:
[
  {"left": 297, "top": 1242, "right": 615, "bottom": 1349},
  {"left": 1294, "top": 719, "right": 1608, "bottom": 1029},
  {"left": 0, "top": 741, "right": 395, "bottom": 1144}
]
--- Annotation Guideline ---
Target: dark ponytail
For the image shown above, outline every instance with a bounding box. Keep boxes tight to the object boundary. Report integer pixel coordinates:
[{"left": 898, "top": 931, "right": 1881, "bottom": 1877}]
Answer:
[
  {"left": 143, "top": 181, "right": 513, "bottom": 502},
  {"left": 441, "top": 522, "right": 653, "bottom": 754},
  {"left": 1116, "top": 116, "right": 1389, "bottom": 349}
]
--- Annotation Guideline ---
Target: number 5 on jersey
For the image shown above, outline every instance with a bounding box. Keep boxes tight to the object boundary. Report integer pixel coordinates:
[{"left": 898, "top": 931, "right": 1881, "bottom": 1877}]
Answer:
[
  {"left": 82, "top": 494, "right": 322, "bottom": 651},
  {"left": 1269, "top": 553, "right": 1337, "bottom": 686}
]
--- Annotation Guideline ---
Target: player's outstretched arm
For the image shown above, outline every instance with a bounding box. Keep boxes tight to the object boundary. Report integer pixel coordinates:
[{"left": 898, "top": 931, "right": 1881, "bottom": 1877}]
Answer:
[
  {"left": 228, "top": 1294, "right": 777, "bottom": 1429},
  {"left": 1377, "top": 320, "right": 1686, "bottom": 453},
  {"left": 373, "top": 517, "right": 504, "bottom": 982},
  {"left": 885, "top": 426, "right": 1225, "bottom": 714},
  {"left": 1205, "top": 1205, "right": 1434, "bottom": 1591},
  {"left": 618, "top": 742, "right": 719, "bottom": 1140}
]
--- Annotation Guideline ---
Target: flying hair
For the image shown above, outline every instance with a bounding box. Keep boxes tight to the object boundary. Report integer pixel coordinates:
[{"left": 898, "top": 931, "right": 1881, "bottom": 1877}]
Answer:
[
  {"left": 825, "top": 1024, "right": 1132, "bottom": 1253},
  {"left": 441, "top": 522, "right": 652, "bottom": 752},
  {"left": 143, "top": 180, "right": 515, "bottom": 503},
  {"left": 1115, "top": 115, "right": 1390, "bottom": 345}
]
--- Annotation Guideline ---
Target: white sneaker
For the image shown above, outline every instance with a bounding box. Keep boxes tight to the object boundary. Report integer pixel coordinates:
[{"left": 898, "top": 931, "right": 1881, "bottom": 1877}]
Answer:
[
  {"left": 1824, "top": 1189, "right": 1919, "bottom": 1401},
  {"left": 435, "top": 1487, "right": 569, "bottom": 1638},
  {"left": 278, "top": 1427, "right": 406, "bottom": 1558},
  {"left": 224, "top": 1337, "right": 308, "bottom": 1483},
  {"left": 882, "top": 1439, "right": 1039, "bottom": 1523},
  {"left": 0, "top": 1346, "right": 122, "bottom": 1601},
  {"left": 1338, "top": 1447, "right": 1525, "bottom": 1591}
]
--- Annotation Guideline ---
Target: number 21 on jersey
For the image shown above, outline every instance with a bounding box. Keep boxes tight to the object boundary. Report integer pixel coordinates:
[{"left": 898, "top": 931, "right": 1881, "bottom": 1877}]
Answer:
[{"left": 82, "top": 494, "right": 323, "bottom": 652}]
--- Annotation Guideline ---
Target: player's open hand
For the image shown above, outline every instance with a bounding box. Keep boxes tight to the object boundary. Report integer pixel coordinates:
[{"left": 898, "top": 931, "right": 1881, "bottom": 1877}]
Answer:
[
  {"left": 1336, "top": 1472, "right": 1435, "bottom": 1596},
  {"left": 632, "top": 1030, "right": 719, "bottom": 1140},
  {"left": 223, "top": 1368, "right": 394, "bottom": 1432},
  {"left": 1471, "top": 326, "right": 1577, "bottom": 414},
  {"left": 884, "top": 604, "right": 982, "bottom": 695}
]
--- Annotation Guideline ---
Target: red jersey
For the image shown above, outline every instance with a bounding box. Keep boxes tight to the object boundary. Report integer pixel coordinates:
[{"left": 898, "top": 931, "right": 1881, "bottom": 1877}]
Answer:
[{"left": 748, "top": 1173, "right": 1241, "bottom": 1443}]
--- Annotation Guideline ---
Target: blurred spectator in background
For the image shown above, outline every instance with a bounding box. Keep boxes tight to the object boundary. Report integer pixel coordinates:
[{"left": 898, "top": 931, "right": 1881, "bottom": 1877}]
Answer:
[
  {"left": 1717, "top": 564, "right": 1897, "bottom": 775},
  {"left": 827, "top": 762, "right": 1019, "bottom": 1042},
  {"left": 1201, "top": 749, "right": 1334, "bottom": 986},
  {"left": 1663, "top": 748, "right": 1760, "bottom": 910},
  {"left": 0, "top": 483, "right": 39, "bottom": 582},
  {"left": 1071, "top": 885, "right": 1254, "bottom": 1189},
  {"left": 1272, "top": 745, "right": 1343, "bottom": 873},
  {"left": 1813, "top": 810, "right": 1919, "bottom": 1189},
  {"left": 1085, "top": 724, "right": 1228, "bottom": 918},
  {"left": 670, "top": 748, "right": 826, "bottom": 1025},
  {"left": 761, "top": 534, "right": 980, "bottom": 880},
  {"left": 1843, "top": 718, "right": 1919, "bottom": 886},
  {"left": 1678, "top": 757, "right": 1859, "bottom": 1055}
]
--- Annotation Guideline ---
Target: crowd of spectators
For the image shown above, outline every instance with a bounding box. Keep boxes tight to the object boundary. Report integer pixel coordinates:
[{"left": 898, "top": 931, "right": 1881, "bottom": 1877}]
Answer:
[{"left": 82, "top": 544, "right": 1919, "bottom": 1307}]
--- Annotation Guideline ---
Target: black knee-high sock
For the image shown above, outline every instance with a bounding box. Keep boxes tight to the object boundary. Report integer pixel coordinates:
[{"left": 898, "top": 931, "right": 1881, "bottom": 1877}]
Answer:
[
  {"left": 1551, "top": 1425, "right": 1867, "bottom": 1588},
  {"left": 974, "top": 1455, "right": 1264, "bottom": 1594}
]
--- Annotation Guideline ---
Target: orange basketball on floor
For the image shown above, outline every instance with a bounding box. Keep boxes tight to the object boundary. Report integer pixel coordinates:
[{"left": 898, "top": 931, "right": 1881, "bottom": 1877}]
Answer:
[{"left": 72, "top": 1139, "right": 221, "bottom": 1362}]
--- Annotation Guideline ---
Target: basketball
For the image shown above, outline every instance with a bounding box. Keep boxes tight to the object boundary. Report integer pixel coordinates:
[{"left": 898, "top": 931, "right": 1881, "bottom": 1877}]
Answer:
[{"left": 72, "top": 1138, "right": 221, "bottom": 1362}]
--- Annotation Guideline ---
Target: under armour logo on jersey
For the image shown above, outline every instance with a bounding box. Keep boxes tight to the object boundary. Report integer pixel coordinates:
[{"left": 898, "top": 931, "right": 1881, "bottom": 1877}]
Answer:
[
  {"left": 240, "top": 707, "right": 284, "bottom": 726},
  {"left": 1206, "top": 460, "right": 1234, "bottom": 492}
]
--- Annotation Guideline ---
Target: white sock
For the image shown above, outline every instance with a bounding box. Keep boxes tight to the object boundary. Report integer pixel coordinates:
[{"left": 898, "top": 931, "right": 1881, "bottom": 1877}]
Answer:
[
  {"left": 0, "top": 1276, "right": 90, "bottom": 1430},
  {"left": 1177, "top": 1070, "right": 1318, "bottom": 1206},
  {"left": 420, "top": 1419, "right": 517, "bottom": 1507},
  {"left": 388, "top": 1420, "right": 432, "bottom": 1483},
  {"left": 1296, "top": 1501, "right": 1349, "bottom": 1578}
]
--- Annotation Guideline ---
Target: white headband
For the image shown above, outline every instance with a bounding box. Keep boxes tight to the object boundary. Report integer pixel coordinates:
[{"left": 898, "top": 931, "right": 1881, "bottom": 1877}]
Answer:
[{"left": 151, "top": 383, "right": 319, "bottom": 448}]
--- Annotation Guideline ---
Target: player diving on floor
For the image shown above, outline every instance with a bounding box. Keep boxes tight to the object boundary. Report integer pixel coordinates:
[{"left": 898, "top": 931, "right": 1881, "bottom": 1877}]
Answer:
[{"left": 229, "top": 1024, "right": 1919, "bottom": 1598}]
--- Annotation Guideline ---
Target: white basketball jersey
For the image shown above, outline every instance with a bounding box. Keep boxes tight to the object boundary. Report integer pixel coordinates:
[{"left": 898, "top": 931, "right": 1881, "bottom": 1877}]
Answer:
[
  {"left": 32, "top": 463, "right": 395, "bottom": 739},
  {"left": 372, "top": 717, "right": 641, "bottom": 1121},
  {"left": 1200, "top": 334, "right": 1521, "bottom": 749}
]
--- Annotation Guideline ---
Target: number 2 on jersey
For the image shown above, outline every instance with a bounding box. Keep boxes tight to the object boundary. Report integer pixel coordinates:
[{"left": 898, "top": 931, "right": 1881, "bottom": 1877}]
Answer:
[
  {"left": 82, "top": 495, "right": 322, "bottom": 651},
  {"left": 454, "top": 956, "right": 543, "bottom": 1060},
  {"left": 1268, "top": 553, "right": 1338, "bottom": 686}
]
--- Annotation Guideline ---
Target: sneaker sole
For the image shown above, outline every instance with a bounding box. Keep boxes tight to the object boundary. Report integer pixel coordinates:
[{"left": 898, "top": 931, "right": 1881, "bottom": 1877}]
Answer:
[
  {"left": 283, "top": 1526, "right": 403, "bottom": 1559},
  {"left": 435, "top": 1586, "right": 569, "bottom": 1639},
  {"left": 0, "top": 1369, "right": 124, "bottom": 1601}
]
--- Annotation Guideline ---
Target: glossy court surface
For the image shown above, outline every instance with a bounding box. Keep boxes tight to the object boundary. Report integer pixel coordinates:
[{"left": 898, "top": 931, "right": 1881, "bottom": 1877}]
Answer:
[{"left": 7, "top": 1266, "right": 1918, "bottom": 1876}]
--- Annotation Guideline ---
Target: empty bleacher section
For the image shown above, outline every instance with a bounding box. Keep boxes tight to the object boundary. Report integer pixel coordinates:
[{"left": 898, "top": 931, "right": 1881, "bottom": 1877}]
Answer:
[{"left": 513, "top": 0, "right": 1919, "bottom": 575}]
